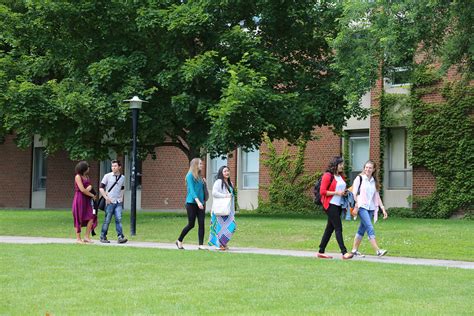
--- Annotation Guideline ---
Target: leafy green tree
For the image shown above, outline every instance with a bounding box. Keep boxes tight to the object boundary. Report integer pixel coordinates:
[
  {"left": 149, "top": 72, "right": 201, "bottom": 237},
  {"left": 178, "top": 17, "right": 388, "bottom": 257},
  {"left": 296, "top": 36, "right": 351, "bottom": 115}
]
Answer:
[
  {"left": 1, "top": 0, "right": 355, "bottom": 161},
  {"left": 331, "top": 0, "right": 473, "bottom": 106}
]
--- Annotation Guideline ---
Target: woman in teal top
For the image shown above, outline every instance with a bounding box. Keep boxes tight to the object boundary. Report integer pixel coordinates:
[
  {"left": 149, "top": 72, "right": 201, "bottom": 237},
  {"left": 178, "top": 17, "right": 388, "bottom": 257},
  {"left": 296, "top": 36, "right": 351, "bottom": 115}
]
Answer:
[{"left": 177, "top": 158, "right": 208, "bottom": 250}]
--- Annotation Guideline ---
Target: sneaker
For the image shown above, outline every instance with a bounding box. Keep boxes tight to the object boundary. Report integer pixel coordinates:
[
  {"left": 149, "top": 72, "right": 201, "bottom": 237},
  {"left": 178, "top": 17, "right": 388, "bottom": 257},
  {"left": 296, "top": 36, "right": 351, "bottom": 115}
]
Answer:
[
  {"left": 377, "top": 249, "right": 388, "bottom": 257},
  {"left": 100, "top": 238, "right": 110, "bottom": 244},
  {"left": 118, "top": 237, "right": 128, "bottom": 244},
  {"left": 351, "top": 250, "right": 365, "bottom": 258},
  {"left": 316, "top": 253, "right": 333, "bottom": 259}
]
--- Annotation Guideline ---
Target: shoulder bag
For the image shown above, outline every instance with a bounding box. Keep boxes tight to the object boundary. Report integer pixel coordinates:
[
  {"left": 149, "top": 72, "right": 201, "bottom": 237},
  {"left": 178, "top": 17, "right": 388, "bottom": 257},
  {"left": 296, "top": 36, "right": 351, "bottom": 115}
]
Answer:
[
  {"left": 97, "top": 175, "right": 122, "bottom": 211},
  {"left": 212, "top": 196, "right": 232, "bottom": 216}
]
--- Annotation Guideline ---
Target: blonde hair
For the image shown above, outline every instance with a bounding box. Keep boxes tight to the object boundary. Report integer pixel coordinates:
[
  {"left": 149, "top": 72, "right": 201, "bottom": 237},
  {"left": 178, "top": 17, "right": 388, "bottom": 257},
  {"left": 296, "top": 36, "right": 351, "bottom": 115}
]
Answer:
[
  {"left": 188, "top": 158, "right": 202, "bottom": 181},
  {"left": 361, "top": 160, "right": 380, "bottom": 191}
]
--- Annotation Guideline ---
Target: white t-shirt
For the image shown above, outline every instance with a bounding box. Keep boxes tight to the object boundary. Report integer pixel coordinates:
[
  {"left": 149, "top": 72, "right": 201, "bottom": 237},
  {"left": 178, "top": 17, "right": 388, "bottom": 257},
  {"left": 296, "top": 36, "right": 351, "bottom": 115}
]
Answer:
[
  {"left": 330, "top": 175, "right": 346, "bottom": 206},
  {"left": 101, "top": 172, "right": 125, "bottom": 203},
  {"left": 360, "top": 175, "right": 377, "bottom": 211}
]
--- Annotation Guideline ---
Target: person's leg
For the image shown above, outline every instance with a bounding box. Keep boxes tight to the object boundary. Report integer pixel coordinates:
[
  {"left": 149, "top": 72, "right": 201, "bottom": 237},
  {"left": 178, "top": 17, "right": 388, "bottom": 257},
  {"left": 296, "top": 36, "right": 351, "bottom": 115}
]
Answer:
[
  {"left": 84, "top": 219, "right": 94, "bottom": 242},
  {"left": 100, "top": 204, "right": 114, "bottom": 240},
  {"left": 178, "top": 203, "right": 198, "bottom": 242},
  {"left": 318, "top": 209, "right": 335, "bottom": 254},
  {"left": 328, "top": 205, "right": 348, "bottom": 254},
  {"left": 196, "top": 207, "right": 206, "bottom": 246},
  {"left": 76, "top": 232, "right": 84, "bottom": 243},
  {"left": 113, "top": 203, "right": 124, "bottom": 239},
  {"left": 352, "top": 208, "right": 370, "bottom": 253},
  {"left": 364, "top": 210, "right": 386, "bottom": 255}
]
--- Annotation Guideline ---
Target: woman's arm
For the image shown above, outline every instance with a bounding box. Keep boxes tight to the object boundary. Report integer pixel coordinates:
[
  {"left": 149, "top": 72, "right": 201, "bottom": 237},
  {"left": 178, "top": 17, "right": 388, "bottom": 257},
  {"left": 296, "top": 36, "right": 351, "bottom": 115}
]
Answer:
[
  {"left": 212, "top": 180, "right": 231, "bottom": 198},
  {"left": 75, "top": 175, "right": 95, "bottom": 198},
  {"left": 320, "top": 173, "right": 344, "bottom": 197},
  {"left": 376, "top": 192, "right": 388, "bottom": 219},
  {"left": 187, "top": 173, "right": 204, "bottom": 209}
]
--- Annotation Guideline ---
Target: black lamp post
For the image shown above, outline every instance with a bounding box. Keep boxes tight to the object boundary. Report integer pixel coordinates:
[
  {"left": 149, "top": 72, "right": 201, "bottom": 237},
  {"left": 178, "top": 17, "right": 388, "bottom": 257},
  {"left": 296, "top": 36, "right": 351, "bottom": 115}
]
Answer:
[{"left": 124, "top": 96, "right": 147, "bottom": 236}]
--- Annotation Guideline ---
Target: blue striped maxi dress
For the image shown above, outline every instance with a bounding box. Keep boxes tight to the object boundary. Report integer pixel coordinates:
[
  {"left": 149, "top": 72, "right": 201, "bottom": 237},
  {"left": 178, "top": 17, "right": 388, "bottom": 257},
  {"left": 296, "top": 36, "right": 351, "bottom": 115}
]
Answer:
[{"left": 208, "top": 187, "right": 236, "bottom": 248}]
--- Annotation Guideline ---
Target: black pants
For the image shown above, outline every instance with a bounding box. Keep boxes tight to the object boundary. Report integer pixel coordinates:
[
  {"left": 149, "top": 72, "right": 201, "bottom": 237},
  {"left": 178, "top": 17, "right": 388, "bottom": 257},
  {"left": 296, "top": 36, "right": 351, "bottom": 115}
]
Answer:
[
  {"left": 318, "top": 204, "right": 348, "bottom": 255},
  {"left": 178, "top": 203, "right": 205, "bottom": 245}
]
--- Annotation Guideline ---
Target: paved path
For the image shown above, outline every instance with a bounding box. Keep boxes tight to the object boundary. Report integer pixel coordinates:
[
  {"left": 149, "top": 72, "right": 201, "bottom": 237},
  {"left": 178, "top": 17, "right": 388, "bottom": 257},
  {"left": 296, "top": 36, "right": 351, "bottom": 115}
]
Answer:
[{"left": 1, "top": 235, "right": 473, "bottom": 270}]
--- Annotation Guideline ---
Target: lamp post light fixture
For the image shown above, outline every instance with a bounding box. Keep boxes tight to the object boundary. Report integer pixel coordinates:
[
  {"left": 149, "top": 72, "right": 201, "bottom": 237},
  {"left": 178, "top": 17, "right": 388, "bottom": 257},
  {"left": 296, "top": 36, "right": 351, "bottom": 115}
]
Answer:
[{"left": 123, "top": 96, "right": 147, "bottom": 236}]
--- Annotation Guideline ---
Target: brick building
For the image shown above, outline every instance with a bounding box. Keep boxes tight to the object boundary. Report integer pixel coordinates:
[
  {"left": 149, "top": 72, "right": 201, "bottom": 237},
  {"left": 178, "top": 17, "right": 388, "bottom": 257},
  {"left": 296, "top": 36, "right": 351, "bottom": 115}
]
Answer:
[{"left": 1, "top": 71, "right": 448, "bottom": 210}]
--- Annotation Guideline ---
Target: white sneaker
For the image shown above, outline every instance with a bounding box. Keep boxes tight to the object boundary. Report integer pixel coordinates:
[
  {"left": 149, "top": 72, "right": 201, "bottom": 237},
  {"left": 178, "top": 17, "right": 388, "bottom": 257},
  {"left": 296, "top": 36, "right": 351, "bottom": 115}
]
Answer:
[
  {"left": 351, "top": 250, "right": 365, "bottom": 258},
  {"left": 377, "top": 249, "right": 388, "bottom": 257}
]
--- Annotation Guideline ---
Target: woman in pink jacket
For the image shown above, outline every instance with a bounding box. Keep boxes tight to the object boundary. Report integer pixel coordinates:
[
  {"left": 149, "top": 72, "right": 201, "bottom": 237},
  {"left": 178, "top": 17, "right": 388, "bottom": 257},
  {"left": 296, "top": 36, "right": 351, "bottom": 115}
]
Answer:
[{"left": 351, "top": 160, "right": 388, "bottom": 257}]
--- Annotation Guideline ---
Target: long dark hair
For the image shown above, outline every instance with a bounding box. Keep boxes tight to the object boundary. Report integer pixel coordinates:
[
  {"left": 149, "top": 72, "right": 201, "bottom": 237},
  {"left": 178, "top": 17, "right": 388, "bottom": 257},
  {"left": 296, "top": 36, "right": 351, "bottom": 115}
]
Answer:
[
  {"left": 216, "top": 165, "right": 233, "bottom": 192},
  {"left": 75, "top": 161, "right": 89, "bottom": 176},
  {"left": 326, "top": 156, "right": 344, "bottom": 176}
]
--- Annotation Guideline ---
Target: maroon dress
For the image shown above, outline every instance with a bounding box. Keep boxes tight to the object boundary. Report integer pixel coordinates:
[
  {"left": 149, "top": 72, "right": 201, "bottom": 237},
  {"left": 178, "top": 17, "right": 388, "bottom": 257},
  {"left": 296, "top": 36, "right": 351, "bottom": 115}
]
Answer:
[{"left": 72, "top": 176, "right": 97, "bottom": 233}]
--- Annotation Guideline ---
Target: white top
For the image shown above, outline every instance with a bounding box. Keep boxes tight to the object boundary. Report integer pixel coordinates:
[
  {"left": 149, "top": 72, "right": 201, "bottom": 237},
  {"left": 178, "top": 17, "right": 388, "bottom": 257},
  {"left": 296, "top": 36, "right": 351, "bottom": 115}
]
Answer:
[
  {"left": 101, "top": 172, "right": 125, "bottom": 203},
  {"left": 359, "top": 175, "right": 376, "bottom": 211},
  {"left": 212, "top": 179, "right": 235, "bottom": 213},
  {"left": 330, "top": 175, "right": 346, "bottom": 206}
]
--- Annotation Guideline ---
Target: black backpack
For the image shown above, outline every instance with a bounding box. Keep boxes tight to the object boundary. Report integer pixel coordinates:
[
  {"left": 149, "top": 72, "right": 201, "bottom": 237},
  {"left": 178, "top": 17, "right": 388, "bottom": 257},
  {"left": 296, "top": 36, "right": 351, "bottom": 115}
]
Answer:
[{"left": 313, "top": 172, "right": 334, "bottom": 206}]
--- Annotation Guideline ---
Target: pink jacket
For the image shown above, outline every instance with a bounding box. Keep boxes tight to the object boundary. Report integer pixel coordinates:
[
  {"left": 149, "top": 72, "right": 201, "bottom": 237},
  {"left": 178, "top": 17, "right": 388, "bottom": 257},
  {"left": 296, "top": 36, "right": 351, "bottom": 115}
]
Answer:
[{"left": 352, "top": 175, "right": 384, "bottom": 222}]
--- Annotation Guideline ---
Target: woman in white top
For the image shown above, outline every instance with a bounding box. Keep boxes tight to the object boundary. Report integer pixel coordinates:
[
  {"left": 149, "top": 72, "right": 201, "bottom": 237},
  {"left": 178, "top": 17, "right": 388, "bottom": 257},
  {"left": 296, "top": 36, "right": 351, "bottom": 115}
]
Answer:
[
  {"left": 351, "top": 160, "right": 388, "bottom": 257},
  {"left": 208, "top": 166, "right": 236, "bottom": 250}
]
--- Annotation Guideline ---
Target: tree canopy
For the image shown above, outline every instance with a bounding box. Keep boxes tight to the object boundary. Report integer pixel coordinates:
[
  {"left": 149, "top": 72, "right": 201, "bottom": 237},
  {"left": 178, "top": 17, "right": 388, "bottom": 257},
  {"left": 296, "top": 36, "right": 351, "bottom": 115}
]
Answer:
[
  {"left": 331, "top": 0, "right": 473, "bottom": 106},
  {"left": 2, "top": 1, "right": 470, "bottom": 161},
  {"left": 0, "top": 0, "right": 352, "bottom": 161}
]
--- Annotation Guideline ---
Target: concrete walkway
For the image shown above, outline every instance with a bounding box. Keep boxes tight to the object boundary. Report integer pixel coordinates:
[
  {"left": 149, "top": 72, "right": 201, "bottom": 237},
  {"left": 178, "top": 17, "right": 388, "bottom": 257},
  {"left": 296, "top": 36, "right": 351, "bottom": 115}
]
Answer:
[{"left": 1, "top": 235, "right": 473, "bottom": 270}]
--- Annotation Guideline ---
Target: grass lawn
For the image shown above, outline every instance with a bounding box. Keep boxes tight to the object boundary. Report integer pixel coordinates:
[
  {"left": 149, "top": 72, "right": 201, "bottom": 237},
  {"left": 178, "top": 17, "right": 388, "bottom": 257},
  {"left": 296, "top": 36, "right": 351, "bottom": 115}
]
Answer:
[
  {"left": 0, "top": 210, "right": 473, "bottom": 261},
  {"left": 1, "top": 243, "right": 472, "bottom": 315}
]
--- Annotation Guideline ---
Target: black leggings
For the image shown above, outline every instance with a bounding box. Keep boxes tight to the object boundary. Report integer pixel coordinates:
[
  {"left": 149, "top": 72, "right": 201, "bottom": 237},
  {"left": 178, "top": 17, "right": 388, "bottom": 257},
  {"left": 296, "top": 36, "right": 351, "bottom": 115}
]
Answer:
[
  {"left": 318, "top": 204, "right": 348, "bottom": 255},
  {"left": 178, "top": 203, "right": 205, "bottom": 245}
]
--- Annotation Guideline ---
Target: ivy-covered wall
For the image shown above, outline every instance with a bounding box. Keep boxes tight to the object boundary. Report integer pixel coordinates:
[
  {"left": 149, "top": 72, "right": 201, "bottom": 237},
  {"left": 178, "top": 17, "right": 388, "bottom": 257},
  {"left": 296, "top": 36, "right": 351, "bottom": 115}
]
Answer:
[{"left": 409, "top": 67, "right": 473, "bottom": 218}]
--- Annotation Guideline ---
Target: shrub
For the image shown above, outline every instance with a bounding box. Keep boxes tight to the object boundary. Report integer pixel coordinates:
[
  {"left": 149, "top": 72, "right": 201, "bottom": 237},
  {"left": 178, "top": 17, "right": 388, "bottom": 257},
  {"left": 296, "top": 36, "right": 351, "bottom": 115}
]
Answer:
[{"left": 258, "top": 136, "right": 320, "bottom": 215}]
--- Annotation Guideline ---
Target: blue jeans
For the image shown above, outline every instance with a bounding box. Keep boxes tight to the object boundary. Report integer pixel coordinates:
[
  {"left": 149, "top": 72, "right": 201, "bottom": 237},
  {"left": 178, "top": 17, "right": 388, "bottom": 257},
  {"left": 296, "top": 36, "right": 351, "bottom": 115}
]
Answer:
[
  {"left": 356, "top": 208, "right": 376, "bottom": 240},
  {"left": 101, "top": 202, "right": 124, "bottom": 239}
]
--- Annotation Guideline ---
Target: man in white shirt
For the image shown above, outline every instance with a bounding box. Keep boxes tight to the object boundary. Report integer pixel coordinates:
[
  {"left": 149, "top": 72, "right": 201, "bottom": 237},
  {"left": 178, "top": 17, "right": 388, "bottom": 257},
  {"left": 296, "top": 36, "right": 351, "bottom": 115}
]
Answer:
[{"left": 99, "top": 160, "right": 127, "bottom": 244}]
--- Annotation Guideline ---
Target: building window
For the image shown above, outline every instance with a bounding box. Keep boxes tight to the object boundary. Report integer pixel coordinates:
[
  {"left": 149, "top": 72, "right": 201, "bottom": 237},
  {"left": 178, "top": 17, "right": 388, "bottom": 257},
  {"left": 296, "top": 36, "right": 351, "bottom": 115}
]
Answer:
[
  {"left": 33, "top": 147, "right": 47, "bottom": 191},
  {"left": 387, "top": 67, "right": 411, "bottom": 86},
  {"left": 348, "top": 132, "right": 369, "bottom": 183},
  {"left": 388, "top": 128, "right": 412, "bottom": 189},
  {"left": 241, "top": 149, "right": 259, "bottom": 189},
  {"left": 210, "top": 155, "right": 228, "bottom": 187}
]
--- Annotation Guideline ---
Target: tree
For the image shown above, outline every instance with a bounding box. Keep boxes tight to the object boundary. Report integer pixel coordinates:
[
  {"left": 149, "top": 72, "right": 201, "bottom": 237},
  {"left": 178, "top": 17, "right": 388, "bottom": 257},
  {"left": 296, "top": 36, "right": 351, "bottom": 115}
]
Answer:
[
  {"left": 1, "top": 1, "right": 358, "bottom": 161},
  {"left": 331, "top": 0, "right": 473, "bottom": 105}
]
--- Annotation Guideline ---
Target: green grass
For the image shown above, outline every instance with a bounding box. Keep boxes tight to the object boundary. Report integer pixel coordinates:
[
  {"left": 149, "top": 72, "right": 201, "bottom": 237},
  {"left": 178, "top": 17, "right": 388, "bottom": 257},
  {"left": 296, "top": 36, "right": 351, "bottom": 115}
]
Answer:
[
  {"left": 0, "top": 210, "right": 473, "bottom": 261},
  {"left": 1, "top": 243, "right": 472, "bottom": 315}
]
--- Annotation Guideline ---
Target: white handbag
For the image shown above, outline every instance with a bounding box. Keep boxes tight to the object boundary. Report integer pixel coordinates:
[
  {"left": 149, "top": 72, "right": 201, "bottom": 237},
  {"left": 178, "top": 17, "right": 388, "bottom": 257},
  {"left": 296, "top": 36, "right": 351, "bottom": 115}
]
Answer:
[{"left": 212, "top": 197, "right": 232, "bottom": 216}]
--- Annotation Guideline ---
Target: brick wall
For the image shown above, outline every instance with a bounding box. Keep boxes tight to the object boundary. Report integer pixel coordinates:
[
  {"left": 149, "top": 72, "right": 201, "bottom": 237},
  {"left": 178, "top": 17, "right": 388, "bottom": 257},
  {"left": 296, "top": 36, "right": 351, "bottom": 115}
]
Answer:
[
  {"left": 0, "top": 134, "right": 32, "bottom": 208},
  {"left": 258, "top": 127, "right": 341, "bottom": 201},
  {"left": 141, "top": 146, "right": 189, "bottom": 210},
  {"left": 45, "top": 151, "right": 100, "bottom": 208},
  {"left": 412, "top": 166, "right": 437, "bottom": 198},
  {"left": 370, "top": 77, "right": 383, "bottom": 182}
]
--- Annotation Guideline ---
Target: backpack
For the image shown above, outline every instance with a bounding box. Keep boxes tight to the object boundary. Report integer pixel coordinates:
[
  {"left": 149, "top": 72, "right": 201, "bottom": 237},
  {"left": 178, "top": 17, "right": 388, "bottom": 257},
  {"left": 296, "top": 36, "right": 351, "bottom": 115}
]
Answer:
[
  {"left": 313, "top": 172, "right": 334, "bottom": 206},
  {"left": 348, "top": 175, "right": 363, "bottom": 216}
]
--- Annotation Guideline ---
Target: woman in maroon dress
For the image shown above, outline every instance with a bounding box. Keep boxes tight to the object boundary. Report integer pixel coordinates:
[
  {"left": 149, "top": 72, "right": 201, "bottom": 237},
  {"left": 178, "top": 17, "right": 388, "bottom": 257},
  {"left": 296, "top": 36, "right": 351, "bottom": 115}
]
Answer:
[{"left": 72, "top": 161, "right": 97, "bottom": 243}]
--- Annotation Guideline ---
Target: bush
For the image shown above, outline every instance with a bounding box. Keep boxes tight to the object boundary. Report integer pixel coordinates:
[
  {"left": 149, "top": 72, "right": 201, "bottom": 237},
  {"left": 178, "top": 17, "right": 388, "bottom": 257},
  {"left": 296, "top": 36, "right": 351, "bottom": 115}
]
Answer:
[
  {"left": 387, "top": 207, "right": 417, "bottom": 218},
  {"left": 258, "top": 136, "right": 320, "bottom": 215}
]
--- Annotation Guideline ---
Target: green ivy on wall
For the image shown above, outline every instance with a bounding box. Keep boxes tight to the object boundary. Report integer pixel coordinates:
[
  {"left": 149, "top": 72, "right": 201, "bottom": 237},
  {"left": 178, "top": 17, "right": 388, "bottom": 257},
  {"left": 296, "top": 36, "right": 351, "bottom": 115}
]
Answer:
[
  {"left": 409, "top": 66, "right": 474, "bottom": 218},
  {"left": 342, "top": 131, "right": 352, "bottom": 178},
  {"left": 258, "top": 135, "right": 320, "bottom": 214}
]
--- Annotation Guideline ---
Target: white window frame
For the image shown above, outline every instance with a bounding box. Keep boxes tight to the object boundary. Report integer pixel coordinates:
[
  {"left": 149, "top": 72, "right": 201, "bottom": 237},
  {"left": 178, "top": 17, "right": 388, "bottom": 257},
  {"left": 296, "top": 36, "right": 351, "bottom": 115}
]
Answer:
[
  {"left": 388, "top": 127, "right": 412, "bottom": 189},
  {"left": 239, "top": 148, "right": 259, "bottom": 190},
  {"left": 348, "top": 132, "right": 370, "bottom": 183}
]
